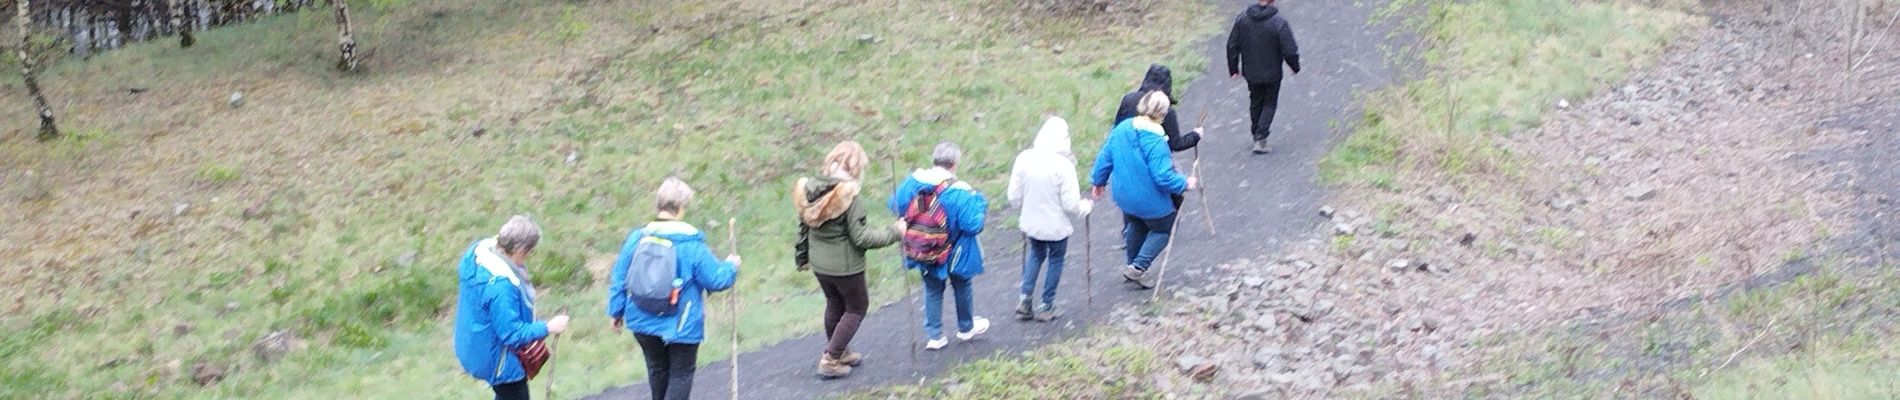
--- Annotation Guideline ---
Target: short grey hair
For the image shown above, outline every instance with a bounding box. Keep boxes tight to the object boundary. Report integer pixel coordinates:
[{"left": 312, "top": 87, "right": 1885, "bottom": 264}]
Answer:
[
  {"left": 1138, "top": 90, "right": 1171, "bottom": 120},
  {"left": 932, "top": 142, "right": 962, "bottom": 169},
  {"left": 496, "top": 215, "right": 540, "bottom": 255},
  {"left": 656, "top": 177, "right": 696, "bottom": 213}
]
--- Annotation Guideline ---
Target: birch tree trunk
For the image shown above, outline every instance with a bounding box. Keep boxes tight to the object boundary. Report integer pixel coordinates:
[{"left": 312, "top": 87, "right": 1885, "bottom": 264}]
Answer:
[
  {"left": 15, "top": 0, "right": 60, "bottom": 141},
  {"left": 330, "top": 0, "right": 355, "bottom": 72}
]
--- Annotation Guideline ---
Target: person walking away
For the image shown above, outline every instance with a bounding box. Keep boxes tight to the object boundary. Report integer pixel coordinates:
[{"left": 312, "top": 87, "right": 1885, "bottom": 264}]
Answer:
[
  {"left": 889, "top": 141, "right": 992, "bottom": 350},
  {"left": 454, "top": 215, "right": 571, "bottom": 400},
  {"left": 1006, "top": 116, "right": 1093, "bottom": 322},
  {"left": 1090, "top": 92, "right": 1198, "bottom": 288},
  {"left": 1226, "top": 0, "right": 1301, "bottom": 154},
  {"left": 607, "top": 177, "right": 741, "bottom": 400},
  {"left": 1113, "top": 64, "right": 1202, "bottom": 153},
  {"left": 793, "top": 140, "right": 907, "bottom": 378}
]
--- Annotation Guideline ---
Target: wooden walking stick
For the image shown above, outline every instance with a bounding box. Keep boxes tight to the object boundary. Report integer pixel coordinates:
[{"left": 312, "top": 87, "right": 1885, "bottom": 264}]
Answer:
[
  {"left": 1084, "top": 210, "right": 1093, "bottom": 306},
  {"left": 1193, "top": 111, "right": 1215, "bottom": 235},
  {"left": 544, "top": 306, "right": 568, "bottom": 400},
  {"left": 727, "top": 217, "right": 740, "bottom": 400},
  {"left": 888, "top": 154, "right": 918, "bottom": 361}
]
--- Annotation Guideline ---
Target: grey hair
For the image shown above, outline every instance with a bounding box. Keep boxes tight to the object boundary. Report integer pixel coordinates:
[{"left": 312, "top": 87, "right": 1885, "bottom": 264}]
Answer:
[
  {"left": 932, "top": 141, "right": 962, "bottom": 169},
  {"left": 656, "top": 177, "right": 696, "bottom": 213},
  {"left": 496, "top": 215, "right": 541, "bottom": 255},
  {"left": 1138, "top": 90, "right": 1171, "bottom": 120}
]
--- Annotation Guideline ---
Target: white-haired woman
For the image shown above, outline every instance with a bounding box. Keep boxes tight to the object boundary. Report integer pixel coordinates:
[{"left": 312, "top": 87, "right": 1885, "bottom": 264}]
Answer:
[
  {"left": 607, "top": 177, "right": 741, "bottom": 400},
  {"left": 453, "top": 215, "right": 571, "bottom": 400},
  {"left": 1089, "top": 91, "right": 1198, "bottom": 288}
]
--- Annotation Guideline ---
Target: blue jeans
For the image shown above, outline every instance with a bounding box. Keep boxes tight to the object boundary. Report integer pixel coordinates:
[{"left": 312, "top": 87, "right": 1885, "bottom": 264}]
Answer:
[
  {"left": 920, "top": 270, "right": 974, "bottom": 340},
  {"left": 1122, "top": 212, "right": 1176, "bottom": 271},
  {"left": 1020, "top": 237, "right": 1068, "bottom": 305}
]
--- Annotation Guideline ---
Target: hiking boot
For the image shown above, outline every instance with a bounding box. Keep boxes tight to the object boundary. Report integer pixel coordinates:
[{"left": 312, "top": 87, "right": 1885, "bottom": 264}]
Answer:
[
  {"left": 925, "top": 337, "right": 949, "bottom": 351},
  {"left": 816, "top": 353, "right": 853, "bottom": 379},
  {"left": 1034, "top": 303, "right": 1060, "bottom": 322},
  {"left": 1252, "top": 139, "right": 1272, "bottom": 154},
  {"left": 837, "top": 350, "right": 863, "bottom": 367},
  {"left": 1122, "top": 265, "right": 1145, "bottom": 282},
  {"left": 956, "top": 317, "right": 991, "bottom": 341},
  {"left": 1015, "top": 296, "right": 1035, "bottom": 321}
]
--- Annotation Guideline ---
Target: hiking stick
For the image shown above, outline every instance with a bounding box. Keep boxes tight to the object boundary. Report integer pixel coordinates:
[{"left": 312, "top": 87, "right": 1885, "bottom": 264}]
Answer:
[
  {"left": 1193, "top": 111, "right": 1215, "bottom": 235},
  {"left": 726, "top": 217, "right": 740, "bottom": 400},
  {"left": 544, "top": 306, "right": 568, "bottom": 400},
  {"left": 888, "top": 154, "right": 917, "bottom": 361},
  {"left": 1149, "top": 229, "right": 1178, "bottom": 301},
  {"left": 1084, "top": 210, "right": 1093, "bottom": 306}
]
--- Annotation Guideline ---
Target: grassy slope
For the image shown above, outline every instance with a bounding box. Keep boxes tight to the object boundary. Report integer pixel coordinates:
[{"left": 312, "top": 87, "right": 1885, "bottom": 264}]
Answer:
[
  {"left": 0, "top": 0, "right": 1212, "bottom": 398},
  {"left": 1321, "top": 0, "right": 1693, "bottom": 187}
]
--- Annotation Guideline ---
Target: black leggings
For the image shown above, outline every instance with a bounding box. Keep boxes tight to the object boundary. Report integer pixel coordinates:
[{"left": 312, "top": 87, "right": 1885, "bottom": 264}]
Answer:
[
  {"left": 635, "top": 333, "right": 700, "bottom": 400},
  {"left": 492, "top": 380, "right": 529, "bottom": 400},
  {"left": 817, "top": 272, "right": 870, "bottom": 358}
]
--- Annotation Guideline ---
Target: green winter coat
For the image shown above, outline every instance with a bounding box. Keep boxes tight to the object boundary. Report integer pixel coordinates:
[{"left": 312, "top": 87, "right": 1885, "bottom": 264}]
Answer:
[{"left": 794, "top": 175, "right": 901, "bottom": 277}]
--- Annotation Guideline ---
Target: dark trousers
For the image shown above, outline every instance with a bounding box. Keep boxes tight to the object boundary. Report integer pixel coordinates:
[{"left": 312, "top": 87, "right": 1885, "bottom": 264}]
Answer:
[
  {"left": 634, "top": 333, "right": 700, "bottom": 400},
  {"left": 1248, "top": 81, "right": 1283, "bottom": 141},
  {"left": 816, "top": 272, "right": 869, "bottom": 358},
  {"left": 492, "top": 380, "right": 530, "bottom": 400},
  {"left": 1020, "top": 237, "right": 1069, "bottom": 305},
  {"left": 1122, "top": 212, "right": 1177, "bottom": 270}
]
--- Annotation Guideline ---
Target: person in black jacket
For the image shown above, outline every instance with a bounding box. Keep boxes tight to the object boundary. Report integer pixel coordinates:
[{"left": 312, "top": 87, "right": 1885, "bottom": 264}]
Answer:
[
  {"left": 1227, "top": 0, "right": 1301, "bottom": 154},
  {"left": 1113, "top": 64, "right": 1200, "bottom": 153}
]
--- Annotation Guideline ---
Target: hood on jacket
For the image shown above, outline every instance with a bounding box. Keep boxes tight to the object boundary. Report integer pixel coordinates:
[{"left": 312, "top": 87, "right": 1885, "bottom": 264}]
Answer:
[
  {"left": 793, "top": 176, "right": 861, "bottom": 226},
  {"left": 463, "top": 237, "right": 536, "bottom": 304},
  {"left": 1246, "top": 4, "right": 1278, "bottom": 20},
  {"left": 1139, "top": 64, "right": 1173, "bottom": 98},
  {"left": 642, "top": 220, "right": 705, "bottom": 243},
  {"left": 1032, "top": 116, "right": 1073, "bottom": 159}
]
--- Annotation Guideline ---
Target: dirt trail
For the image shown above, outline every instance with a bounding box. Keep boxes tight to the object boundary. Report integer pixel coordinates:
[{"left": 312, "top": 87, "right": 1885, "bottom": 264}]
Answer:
[{"left": 584, "top": 0, "right": 1399, "bottom": 398}]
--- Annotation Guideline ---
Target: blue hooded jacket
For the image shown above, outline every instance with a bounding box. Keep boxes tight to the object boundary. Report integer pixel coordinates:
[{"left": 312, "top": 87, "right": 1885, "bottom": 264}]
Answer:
[
  {"left": 1090, "top": 117, "right": 1189, "bottom": 219},
  {"left": 888, "top": 167, "right": 989, "bottom": 279},
  {"left": 606, "top": 220, "right": 737, "bottom": 344},
  {"left": 452, "top": 238, "right": 548, "bottom": 386}
]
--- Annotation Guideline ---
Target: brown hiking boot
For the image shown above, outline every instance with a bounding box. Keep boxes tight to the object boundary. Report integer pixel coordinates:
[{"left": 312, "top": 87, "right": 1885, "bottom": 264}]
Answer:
[
  {"left": 817, "top": 353, "right": 853, "bottom": 379},
  {"left": 837, "top": 350, "right": 863, "bottom": 367}
]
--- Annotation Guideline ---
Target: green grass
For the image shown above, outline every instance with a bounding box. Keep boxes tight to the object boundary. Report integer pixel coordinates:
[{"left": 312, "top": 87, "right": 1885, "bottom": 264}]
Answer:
[
  {"left": 848, "top": 333, "right": 1166, "bottom": 399},
  {"left": 1321, "top": 0, "right": 1696, "bottom": 186},
  {"left": 0, "top": 0, "right": 1217, "bottom": 398}
]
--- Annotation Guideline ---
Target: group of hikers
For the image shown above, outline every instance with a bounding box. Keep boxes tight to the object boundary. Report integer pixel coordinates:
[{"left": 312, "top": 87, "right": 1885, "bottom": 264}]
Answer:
[{"left": 451, "top": 1, "right": 1300, "bottom": 399}]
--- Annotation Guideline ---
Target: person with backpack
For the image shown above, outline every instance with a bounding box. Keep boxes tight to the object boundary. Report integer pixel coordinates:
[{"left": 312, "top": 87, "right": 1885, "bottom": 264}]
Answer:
[
  {"left": 606, "top": 177, "right": 741, "bottom": 400},
  {"left": 888, "top": 141, "right": 992, "bottom": 350},
  {"left": 1091, "top": 91, "right": 1199, "bottom": 289},
  {"left": 1227, "top": 0, "right": 1301, "bottom": 154},
  {"left": 792, "top": 140, "right": 908, "bottom": 378},
  {"left": 1006, "top": 116, "right": 1093, "bottom": 322},
  {"left": 1113, "top": 64, "right": 1202, "bottom": 153},
  {"left": 454, "top": 215, "right": 570, "bottom": 400}
]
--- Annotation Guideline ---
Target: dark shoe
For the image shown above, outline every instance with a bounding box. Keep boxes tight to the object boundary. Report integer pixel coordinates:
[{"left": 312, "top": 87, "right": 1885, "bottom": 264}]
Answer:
[
  {"left": 1015, "top": 296, "right": 1035, "bottom": 321},
  {"left": 1251, "top": 139, "right": 1272, "bottom": 154},
  {"left": 817, "top": 353, "right": 853, "bottom": 379},
  {"left": 1034, "top": 303, "right": 1060, "bottom": 322}
]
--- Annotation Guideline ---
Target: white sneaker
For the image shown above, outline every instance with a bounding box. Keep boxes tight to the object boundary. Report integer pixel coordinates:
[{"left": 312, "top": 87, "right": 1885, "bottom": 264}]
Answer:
[
  {"left": 956, "top": 317, "right": 991, "bottom": 341},
  {"left": 925, "top": 337, "right": 949, "bottom": 351}
]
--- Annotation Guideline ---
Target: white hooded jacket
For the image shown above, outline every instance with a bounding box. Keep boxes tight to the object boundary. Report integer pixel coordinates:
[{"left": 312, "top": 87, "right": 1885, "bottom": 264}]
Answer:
[{"left": 1008, "top": 116, "right": 1094, "bottom": 241}]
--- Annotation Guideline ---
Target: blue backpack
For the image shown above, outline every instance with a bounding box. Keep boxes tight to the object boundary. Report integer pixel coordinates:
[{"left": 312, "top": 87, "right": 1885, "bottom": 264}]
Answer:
[{"left": 626, "top": 234, "right": 684, "bottom": 316}]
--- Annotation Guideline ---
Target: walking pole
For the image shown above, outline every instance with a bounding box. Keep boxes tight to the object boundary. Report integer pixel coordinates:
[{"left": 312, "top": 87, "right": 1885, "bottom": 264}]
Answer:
[
  {"left": 889, "top": 154, "right": 917, "bottom": 361},
  {"left": 1084, "top": 211, "right": 1093, "bottom": 306},
  {"left": 544, "top": 306, "right": 568, "bottom": 400},
  {"left": 727, "top": 217, "right": 740, "bottom": 400},
  {"left": 1193, "top": 111, "right": 1215, "bottom": 235}
]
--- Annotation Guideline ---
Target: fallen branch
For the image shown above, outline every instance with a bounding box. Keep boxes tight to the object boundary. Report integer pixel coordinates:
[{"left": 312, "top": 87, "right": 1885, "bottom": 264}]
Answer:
[
  {"left": 1699, "top": 317, "right": 1779, "bottom": 378},
  {"left": 1851, "top": 7, "right": 1900, "bottom": 72}
]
